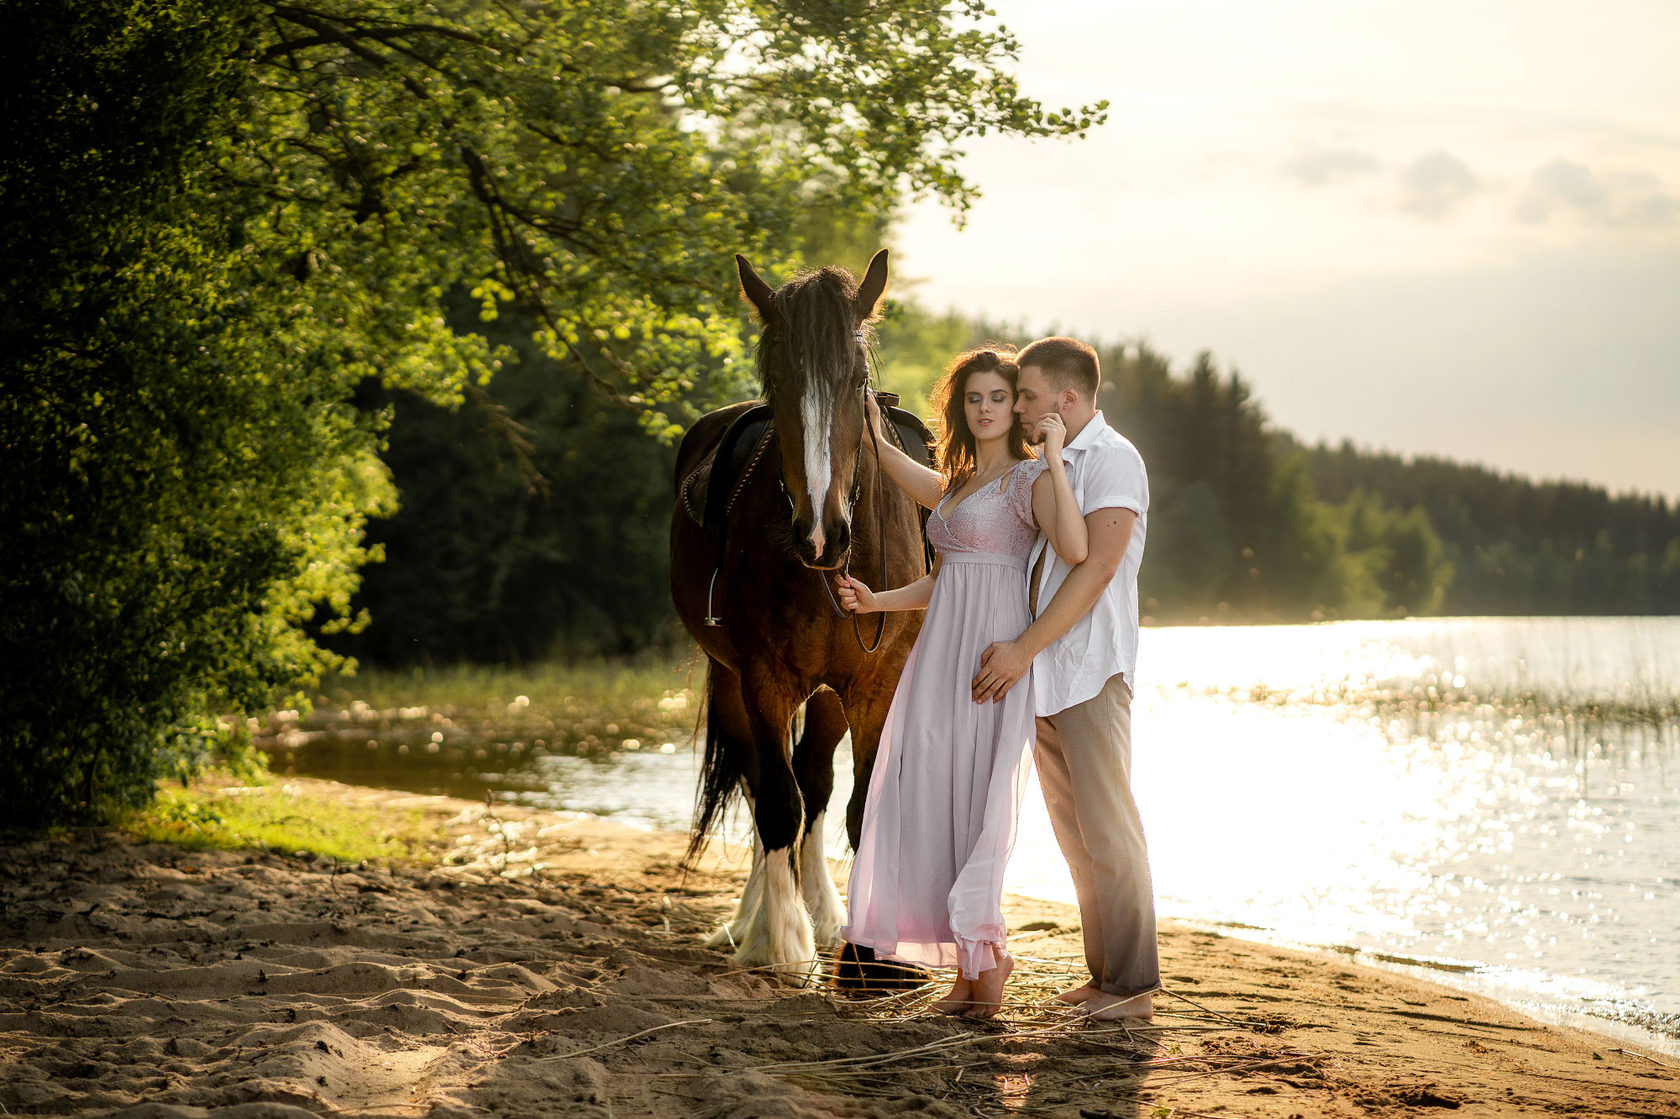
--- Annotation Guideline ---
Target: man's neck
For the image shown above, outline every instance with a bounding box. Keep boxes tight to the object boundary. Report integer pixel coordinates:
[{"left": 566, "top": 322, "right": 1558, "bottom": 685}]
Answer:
[{"left": 1062, "top": 406, "right": 1099, "bottom": 443}]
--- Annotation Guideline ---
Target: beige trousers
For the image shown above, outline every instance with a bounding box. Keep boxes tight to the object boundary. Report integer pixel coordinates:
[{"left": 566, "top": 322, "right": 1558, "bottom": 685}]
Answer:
[{"left": 1034, "top": 672, "right": 1161, "bottom": 998}]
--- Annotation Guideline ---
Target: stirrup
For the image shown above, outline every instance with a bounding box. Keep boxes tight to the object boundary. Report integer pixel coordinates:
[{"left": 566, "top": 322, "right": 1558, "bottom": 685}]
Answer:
[{"left": 704, "top": 568, "right": 723, "bottom": 626}]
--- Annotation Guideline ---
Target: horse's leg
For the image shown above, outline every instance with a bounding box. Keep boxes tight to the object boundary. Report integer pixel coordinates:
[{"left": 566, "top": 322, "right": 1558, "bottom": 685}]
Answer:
[
  {"left": 838, "top": 678, "right": 896, "bottom": 854},
  {"left": 694, "top": 662, "right": 762, "bottom": 952},
  {"left": 705, "top": 826, "right": 768, "bottom": 953},
  {"left": 791, "top": 687, "right": 850, "bottom": 947},
  {"left": 727, "top": 665, "right": 815, "bottom": 983}
]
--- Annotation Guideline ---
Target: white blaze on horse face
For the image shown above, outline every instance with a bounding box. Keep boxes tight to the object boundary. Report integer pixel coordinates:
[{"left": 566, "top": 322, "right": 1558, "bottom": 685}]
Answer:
[{"left": 800, "top": 381, "right": 834, "bottom": 557}]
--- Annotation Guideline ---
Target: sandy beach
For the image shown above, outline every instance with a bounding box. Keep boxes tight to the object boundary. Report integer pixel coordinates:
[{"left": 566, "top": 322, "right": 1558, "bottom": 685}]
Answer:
[{"left": 3, "top": 778, "right": 1677, "bottom": 1118}]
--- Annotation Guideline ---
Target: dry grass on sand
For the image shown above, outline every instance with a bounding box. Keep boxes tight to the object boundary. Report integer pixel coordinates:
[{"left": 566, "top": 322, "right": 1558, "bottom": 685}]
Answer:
[{"left": 2, "top": 777, "right": 1677, "bottom": 1118}]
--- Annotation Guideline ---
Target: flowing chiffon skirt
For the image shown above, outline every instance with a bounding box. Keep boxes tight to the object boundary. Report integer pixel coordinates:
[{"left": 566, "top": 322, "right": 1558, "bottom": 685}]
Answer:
[{"left": 841, "top": 551, "right": 1036, "bottom": 979}]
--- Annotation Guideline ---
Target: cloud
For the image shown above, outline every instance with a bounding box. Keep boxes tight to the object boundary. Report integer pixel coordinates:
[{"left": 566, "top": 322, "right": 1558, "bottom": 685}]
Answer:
[
  {"left": 1516, "top": 158, "right": 1680, "bottom": 230},
  {"left": 1396, "top": 150, "right": 1483, "bottom": 220},
  {"left": 1278, "top": 144, "right": 1381, "bottom": 188}
]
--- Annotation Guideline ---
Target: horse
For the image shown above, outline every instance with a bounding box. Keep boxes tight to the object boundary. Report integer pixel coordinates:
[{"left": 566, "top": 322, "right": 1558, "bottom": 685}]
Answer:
[{"left": 669, "top": 249, "right": 933, "bottom": 983}]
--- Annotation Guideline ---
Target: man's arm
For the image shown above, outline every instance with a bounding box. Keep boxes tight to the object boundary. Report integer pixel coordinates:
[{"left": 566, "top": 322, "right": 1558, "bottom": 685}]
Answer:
[{"left": 971, "top": 507, "right": 1137, "bottom": 702}]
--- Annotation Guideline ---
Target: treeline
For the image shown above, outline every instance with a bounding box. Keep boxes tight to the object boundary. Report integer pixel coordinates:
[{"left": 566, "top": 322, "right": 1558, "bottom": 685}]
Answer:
[
  {"left": 1298, "top": 441, "right": 1680, "bottom": 615},
  {"left": 346, "top": 306, "right": 1674, "bottom": 667},
  {"left": 1097, "top": 344, "right": 1454, "bottom": 624}
]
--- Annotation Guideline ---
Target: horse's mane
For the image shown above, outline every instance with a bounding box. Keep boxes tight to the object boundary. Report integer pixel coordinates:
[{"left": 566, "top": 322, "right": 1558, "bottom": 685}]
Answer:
[{"left": 755, "top": 266, "right": 869, "bottom": 403}]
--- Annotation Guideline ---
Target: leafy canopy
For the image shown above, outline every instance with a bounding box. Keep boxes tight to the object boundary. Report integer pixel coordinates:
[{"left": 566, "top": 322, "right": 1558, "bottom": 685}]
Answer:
[{"left": 0, "top": 0, "right": 1103, "bottom": 826}]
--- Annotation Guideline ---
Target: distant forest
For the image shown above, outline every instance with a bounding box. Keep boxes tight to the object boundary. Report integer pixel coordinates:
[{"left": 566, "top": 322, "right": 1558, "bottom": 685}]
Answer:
[
  {"left": 1297, "top": 440, "right": 1680, "bottom": 616},
  {"left": 338, "top": 300, "right": 1680, "bottom": 665}
]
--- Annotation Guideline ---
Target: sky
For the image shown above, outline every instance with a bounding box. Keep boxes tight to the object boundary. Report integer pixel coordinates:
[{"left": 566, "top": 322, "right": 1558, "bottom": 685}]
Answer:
[{"left": 890, "top": 0, "right": 1680, "bottom": 500}]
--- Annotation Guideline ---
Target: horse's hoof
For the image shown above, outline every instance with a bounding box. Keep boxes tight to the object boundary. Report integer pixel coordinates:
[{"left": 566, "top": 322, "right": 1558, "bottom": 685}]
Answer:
[
  {"left": 769, "top": 958, "right": 820, "bottom": 989},
  {"left": 831, "top": 941, "right": 929, "bottom": 999}
]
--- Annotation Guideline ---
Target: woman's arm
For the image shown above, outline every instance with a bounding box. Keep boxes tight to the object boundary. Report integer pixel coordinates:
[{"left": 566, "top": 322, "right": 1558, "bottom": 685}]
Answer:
[
  {"left": 1029, "top": 416, "right": 1089, "bottom": 563},
  {"left": 866, "top": 392, "right": 945, "bottom": 511},
  {"left": 838, "top": 569, "right": 936, "bottom": 614}
]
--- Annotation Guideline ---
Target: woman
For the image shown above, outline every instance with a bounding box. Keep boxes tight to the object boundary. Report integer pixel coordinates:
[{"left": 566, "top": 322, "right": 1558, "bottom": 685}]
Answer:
[{"left": 838, "top": 347, "right": 1086, "bottom": 1018}]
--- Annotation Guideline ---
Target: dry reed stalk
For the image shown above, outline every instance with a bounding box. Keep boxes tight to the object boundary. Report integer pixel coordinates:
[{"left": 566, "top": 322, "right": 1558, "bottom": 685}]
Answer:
[
  {"left": 1610, "top": 1047, "right": 1680, "bottom": 1070},
  {"left": 1158, "top": 986, "right": 1248, "bottom": 1026},
  {"left": 532, "top": 1018, "right": 712, "bottom": 1061}
]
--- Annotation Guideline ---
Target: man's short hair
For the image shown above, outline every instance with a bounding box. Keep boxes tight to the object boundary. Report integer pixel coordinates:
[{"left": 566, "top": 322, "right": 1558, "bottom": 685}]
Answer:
[{"left": 1017, "top": 336, "right": 1100, "bottom": 399}]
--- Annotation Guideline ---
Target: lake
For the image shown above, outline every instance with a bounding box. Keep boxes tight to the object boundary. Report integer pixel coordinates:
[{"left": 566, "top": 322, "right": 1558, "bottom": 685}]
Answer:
[{"left": 264, "top": 616, "right": 1680, "bottom": 1054}]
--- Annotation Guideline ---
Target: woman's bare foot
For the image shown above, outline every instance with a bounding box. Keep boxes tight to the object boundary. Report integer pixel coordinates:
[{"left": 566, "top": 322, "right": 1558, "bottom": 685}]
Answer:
[
  {"left": 931, "top": 976, "right": 974, "bottom": 1015},
  {"left": 1083, "top": 991, "right": 1153, "bottom": 1021},
  {"left": 963, "top": 956, "right": 1014, "bottom": 1019},
  {"left": 1055, "top": 983, "right": 1100, "bottom": 1005}
]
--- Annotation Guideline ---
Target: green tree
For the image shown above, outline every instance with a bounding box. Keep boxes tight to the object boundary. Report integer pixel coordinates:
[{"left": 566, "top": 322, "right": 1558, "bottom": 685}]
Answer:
[
  {"left": 1141, "top": 480, "right": 1233, "bottom": 621},
  {"left": 1, "top": 0, "right": 1103, "bottom": 826},
  {"left": 1299, "top": 437, "right": 1677, "bottom": 615},
  {"left": 0, "top": 0, "right": 364, "bottom": 827},
  {"left": 336, "top": 302, "right": 681, "bottom": 664}
]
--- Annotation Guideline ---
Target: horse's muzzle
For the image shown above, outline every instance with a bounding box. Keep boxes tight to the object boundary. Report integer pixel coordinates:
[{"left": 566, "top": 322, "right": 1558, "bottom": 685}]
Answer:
[{"left": 793, "top": 515, "right": 851, "bottom": 570}]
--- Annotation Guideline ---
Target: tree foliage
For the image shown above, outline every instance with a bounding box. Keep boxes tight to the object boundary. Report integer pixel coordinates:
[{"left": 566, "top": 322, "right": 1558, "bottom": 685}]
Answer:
[
  {"left": 1302, "top": 440, "right": 1680, "bottom": 615},
  {"left": 1, "top": 0, "right": 1102, "bottom": 825},
  {"left": 333, "top": 301, "right": 681, "bottom": 664}
]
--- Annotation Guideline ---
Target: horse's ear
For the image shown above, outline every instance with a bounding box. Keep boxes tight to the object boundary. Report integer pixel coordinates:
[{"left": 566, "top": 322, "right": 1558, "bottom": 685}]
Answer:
[
  {"left": 854, "top": 248, "right": 889, "bottom": 322},
  {"left": 736, "top": 254, "right": 778, "bottom": 324}
]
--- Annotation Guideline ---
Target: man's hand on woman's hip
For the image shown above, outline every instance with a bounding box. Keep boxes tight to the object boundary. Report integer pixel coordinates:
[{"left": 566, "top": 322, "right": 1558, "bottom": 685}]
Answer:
[{"left": 972, "top": 639, "right": 1032, "bottom": 702}]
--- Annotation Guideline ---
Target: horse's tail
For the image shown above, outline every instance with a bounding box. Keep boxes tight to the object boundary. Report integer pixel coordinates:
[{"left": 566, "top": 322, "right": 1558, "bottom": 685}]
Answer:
[{"left": 686, "top": 661, "right": 741, "bottom": 866}]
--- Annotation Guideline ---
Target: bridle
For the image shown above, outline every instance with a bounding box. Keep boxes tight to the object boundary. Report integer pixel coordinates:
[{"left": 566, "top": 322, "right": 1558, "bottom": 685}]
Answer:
[{"left": 775, "top": 329, "right": 890, "bottom": 654}]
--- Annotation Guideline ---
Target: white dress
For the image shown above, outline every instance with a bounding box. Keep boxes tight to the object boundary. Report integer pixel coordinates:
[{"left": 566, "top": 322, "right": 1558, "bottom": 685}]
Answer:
[{"left": 841, "top": 458, "right": 1044, "bottom": 978}]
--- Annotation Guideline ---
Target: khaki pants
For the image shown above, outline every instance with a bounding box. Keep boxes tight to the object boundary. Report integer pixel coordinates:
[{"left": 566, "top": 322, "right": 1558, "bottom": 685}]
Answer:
[{"left": 1034, "top": 673, "right": 1161, "bottom": 998}]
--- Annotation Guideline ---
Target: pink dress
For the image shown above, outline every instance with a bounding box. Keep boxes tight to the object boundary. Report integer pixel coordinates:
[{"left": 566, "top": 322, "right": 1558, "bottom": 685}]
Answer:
[{"left": 842, "top": 457, "right": 1045, "bottom": 978}]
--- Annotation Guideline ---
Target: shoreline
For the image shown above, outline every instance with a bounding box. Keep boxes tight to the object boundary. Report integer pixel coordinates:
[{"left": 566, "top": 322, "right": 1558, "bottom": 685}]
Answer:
[
  {"left": 3, "top": 776, "right": 1677, "bottom": 1118},
  {"left": 1163, "top": 916, "right": 1680, "bottom": 1064}
]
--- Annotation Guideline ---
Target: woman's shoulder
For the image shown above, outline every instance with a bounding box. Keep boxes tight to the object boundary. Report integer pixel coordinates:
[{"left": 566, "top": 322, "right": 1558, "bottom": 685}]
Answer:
[{"left": 1009, "top": 455, "right": 1048, "bottom": 490}]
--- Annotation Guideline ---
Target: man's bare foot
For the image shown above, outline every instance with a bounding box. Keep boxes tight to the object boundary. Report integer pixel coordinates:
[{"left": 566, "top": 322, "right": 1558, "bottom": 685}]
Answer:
[
  {"left": 931, "top": 977, "right": 974, "bottom": 1015},
  {"left": 963, "top": 956, "right": 1014, "bottom": 1019},
  {"left": 1083, "top": 991, "right": 1153, "bottom": 1021},
  {"left": 1055, "top": 983, "right": 1100, "bottom": 1005}
]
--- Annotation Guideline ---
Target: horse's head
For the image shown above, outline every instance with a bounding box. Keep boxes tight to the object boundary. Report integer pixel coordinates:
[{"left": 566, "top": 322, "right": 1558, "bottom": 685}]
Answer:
[{"left": 737, "top": 249, "right": 889, "bottom": 570}]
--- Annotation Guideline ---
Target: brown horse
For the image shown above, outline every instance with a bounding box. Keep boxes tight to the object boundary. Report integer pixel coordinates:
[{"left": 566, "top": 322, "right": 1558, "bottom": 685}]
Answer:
[{"left": 670, "top": 250, "right": 930, "bottom": 982}]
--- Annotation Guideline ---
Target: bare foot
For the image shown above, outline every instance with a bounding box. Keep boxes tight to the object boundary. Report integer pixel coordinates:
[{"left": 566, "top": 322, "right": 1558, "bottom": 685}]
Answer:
[
  {"left": 931, "top": 976, "right": 974, "bottom": 1015},
  {"left": 1055, "top": 983, "right": 1100, "bottom": 1005},
  {"left": 1083, "top": 991, "right": 1154, "bottom": 1021},
  {"left": 963, "top": 956, "right": 1014, "bottom": 1020}
]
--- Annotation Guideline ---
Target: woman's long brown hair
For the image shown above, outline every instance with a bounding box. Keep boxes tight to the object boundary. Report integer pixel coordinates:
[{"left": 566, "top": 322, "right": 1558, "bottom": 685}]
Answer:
[{"left": 930, "top": 346, "right": 1034, "bottom": 490}]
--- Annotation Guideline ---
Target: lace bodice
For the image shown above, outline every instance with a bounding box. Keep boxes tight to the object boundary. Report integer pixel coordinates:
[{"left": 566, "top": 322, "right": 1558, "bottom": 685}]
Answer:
[{"left": 926, "top": 458, "right": 1044, "bottom": 560}]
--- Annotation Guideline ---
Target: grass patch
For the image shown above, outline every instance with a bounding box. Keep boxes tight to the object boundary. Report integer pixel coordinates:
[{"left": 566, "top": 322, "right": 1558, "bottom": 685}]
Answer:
[
  {"left": 124, "top": 778, "right": 437, "bottom": 864},
  {"left": 315, "top": 654, "right": 698, "bottom": 715}
]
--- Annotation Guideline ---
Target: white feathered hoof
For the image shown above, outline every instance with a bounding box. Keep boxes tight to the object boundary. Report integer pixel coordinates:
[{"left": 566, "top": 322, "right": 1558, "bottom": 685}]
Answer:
[
  {"left": 705, "top": 840, "right": 817, "bottom": 985},
  {"left": 759, "top": 849, "right": 818, "bottom": 985},
  {"left": 704, "top": 838, "right": 766, "bottom": 952},
  {"left": 800, "top": 811, "right": 847, "bottom": 949}
]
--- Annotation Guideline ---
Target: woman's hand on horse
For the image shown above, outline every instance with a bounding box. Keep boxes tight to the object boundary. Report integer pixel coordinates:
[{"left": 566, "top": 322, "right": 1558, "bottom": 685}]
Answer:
[
  {"left": 838, "top": 575, "right": 878, "bottom": 614},
  {"left": 864, "top": 390, "right": 889, "bottom": 448}
]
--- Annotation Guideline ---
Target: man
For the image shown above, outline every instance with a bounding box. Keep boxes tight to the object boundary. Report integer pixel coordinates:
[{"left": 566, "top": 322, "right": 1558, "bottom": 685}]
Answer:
[{"left": 970, "top": 336, "right": 1158, "bottom": 1021}]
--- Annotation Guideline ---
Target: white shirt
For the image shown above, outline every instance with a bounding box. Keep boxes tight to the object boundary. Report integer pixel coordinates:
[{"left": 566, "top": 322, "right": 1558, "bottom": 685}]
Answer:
[{"left": 1028, "top": 411, "right": 1149, "bottom": 717}]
